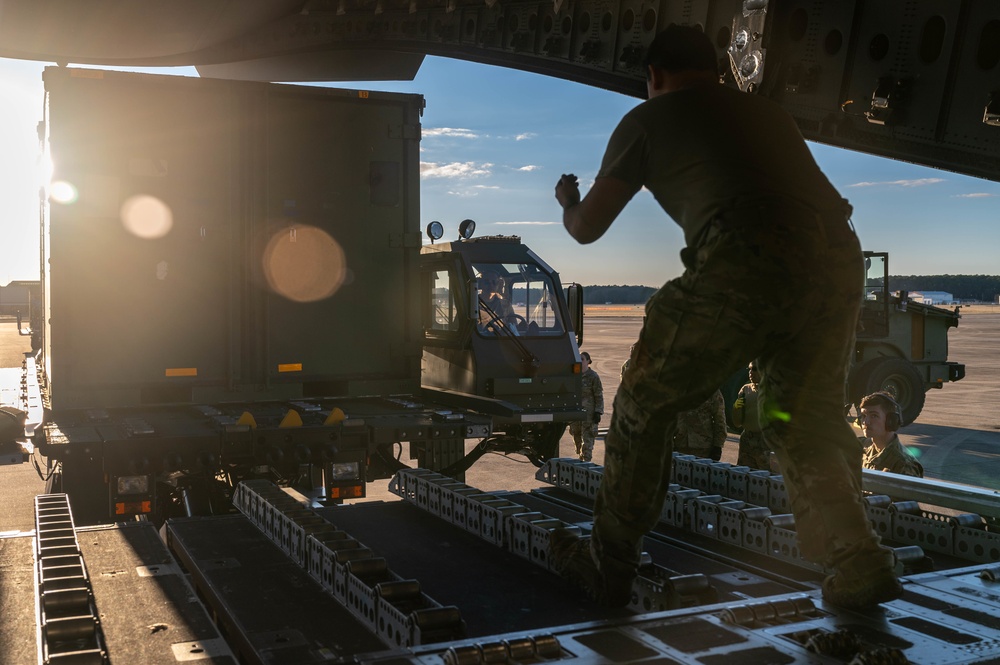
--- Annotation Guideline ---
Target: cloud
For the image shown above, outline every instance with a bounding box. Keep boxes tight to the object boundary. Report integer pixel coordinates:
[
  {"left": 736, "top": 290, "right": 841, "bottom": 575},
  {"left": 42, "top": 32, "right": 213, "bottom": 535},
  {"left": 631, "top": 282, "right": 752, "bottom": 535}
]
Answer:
[
  {"left": 423, "top": 127, "right": 482, "bottom": 139},
  {"left": 494, "top": 221, "right": 560, "bottom": 226},
  {"left": 514, "top": 133, "right": 536, "bottom": 141},
  {"left": 953, "top": 192, "right": 996, "bottom": 198},
  {"left": 446, "top": 185, "right": 501, "bottom": 197},
  {"left": 421, "top": 161, "right": 493, "bottom": 178},
  {"left": 517, "top": 165, "right": 541, "bottom": 172},
  {"left": 847, "top": 178, "right": 945, "bottom": 188}
]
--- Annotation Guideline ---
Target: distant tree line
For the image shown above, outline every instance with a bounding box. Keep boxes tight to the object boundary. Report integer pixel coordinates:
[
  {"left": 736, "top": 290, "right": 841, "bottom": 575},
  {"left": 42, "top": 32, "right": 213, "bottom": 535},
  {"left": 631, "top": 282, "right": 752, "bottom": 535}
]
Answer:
[
  {"left": 583, "top": 277, "right": 1000, "bottom": 305},
  {"left": 888, "top": 275, "right": 1000, "bottom": 302},
  {"left": 583, "top": 285, "right": 657, "bottom": 304}
]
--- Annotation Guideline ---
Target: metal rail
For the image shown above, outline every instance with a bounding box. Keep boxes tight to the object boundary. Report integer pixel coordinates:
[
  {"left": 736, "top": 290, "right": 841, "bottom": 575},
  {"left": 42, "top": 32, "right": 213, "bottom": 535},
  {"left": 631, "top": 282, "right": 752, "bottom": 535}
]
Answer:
[
  {"left": 862, "top": 469, "right": 1000, "bottom": 520},
  {"left": 33, "top": 494, "right": 108, "bottom": 665}
]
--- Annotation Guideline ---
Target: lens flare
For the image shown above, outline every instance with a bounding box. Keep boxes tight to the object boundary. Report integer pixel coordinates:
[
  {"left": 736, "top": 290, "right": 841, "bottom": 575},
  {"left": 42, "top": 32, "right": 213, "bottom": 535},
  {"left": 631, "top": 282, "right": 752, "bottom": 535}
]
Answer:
[
  {"left": 50, "top": 180, "right": 78, "bottom": 204},
  {"left": 262, "top": 225, "right": 347, "bottom": 302},
  {"left": 121, "top": 194, "right": 173, "bottom": 239}
]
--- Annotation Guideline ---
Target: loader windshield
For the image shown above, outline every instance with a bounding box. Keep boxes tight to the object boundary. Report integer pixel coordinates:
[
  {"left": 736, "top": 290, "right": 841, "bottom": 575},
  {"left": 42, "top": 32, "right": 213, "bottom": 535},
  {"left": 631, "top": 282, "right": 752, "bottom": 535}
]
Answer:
[{"left": 473, "top": 262, "right": 565, "bottom": 336}]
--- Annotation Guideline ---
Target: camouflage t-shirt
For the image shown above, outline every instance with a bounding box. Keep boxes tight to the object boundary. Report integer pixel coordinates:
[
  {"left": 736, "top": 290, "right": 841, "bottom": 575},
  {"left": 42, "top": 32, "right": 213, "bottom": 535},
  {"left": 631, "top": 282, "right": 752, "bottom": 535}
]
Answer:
[
  {"left": 597, "top": 83, "right": 847, "bottom": 247},
  {"left": 863, "top": 435, "right": 923, "bottom": 477},
  {"left": 674, "top": 389, "right": 726, "bottom": 452}
]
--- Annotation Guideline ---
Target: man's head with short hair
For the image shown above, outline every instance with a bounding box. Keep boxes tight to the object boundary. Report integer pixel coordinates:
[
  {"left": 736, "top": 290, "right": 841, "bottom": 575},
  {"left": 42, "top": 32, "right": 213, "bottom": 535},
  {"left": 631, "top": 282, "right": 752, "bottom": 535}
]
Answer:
[
  {"left": 860, "top": 391, "right": 902, "bottom": 439},
  {"left": 643, "top": 24, "right": 719, "bottom": 79}
]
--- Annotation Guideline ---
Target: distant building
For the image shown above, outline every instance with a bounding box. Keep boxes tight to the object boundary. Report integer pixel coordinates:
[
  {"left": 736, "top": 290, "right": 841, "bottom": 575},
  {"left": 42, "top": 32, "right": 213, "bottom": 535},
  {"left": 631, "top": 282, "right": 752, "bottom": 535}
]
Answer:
[
  {"left": 0, "top": 280, "right": 41, "bottom": 316},
  {"left": 909, "top": 291, "right": 955, "bottom": 305}
]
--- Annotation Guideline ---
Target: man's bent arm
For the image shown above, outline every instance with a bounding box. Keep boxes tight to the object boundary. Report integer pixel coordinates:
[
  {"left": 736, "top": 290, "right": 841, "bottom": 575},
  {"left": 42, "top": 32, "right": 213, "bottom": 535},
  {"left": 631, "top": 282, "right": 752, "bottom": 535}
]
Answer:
[{"left": 558, "top": 176, "right": 637, "bottom": 244}]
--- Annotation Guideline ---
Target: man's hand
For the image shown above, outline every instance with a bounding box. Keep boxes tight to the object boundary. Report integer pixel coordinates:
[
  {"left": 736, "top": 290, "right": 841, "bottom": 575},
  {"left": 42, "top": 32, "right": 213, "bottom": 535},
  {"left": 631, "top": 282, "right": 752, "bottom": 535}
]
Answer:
[
  {"left": 592, "top": 412, "right": 602, "bottom": 425},
  {"left": 733, "top": 397, "right": 745, "bottom": 410},
  {"left": 555, "top": 174, "right": 581, "bottom": 209},
  {"left": 557, "top": 175, "right": 636, "bottom": 244}
]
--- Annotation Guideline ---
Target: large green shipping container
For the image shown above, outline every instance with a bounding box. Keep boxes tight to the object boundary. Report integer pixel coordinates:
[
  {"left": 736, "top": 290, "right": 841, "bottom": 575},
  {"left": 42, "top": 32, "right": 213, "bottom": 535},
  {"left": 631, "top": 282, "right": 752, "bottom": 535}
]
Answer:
[{"left": 43, "top": 67, "right": 424, "bottom": 409}]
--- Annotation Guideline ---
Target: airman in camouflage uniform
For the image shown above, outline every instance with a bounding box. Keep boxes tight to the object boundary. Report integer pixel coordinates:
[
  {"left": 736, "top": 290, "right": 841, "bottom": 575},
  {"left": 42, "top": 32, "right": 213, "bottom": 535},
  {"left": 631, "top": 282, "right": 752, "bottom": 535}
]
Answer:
[
  {"left": 673, "top": 389, "right": 726, "bottom": 461},
  {"left": 863, "top": 438, "right": 923, "bottom": 477},
  {"left": 570, "top": 351, "right": 604, "bottom": 462},
  {"left": 552, "top": 25, "right": 901, "bottom": 610},
  {"left": 732, "top": 361, "right": 771, "bottom": 470},
  {"left": 859, "top": 392, "right": 923, "bottom": 477}
]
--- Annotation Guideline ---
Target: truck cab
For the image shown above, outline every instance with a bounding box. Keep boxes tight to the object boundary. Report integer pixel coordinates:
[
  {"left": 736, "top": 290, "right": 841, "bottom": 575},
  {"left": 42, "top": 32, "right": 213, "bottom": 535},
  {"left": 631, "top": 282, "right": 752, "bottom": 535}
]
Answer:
[
  {"left": 420, "top": 225, "right": 585, "bottom": 463},
  {"left": 849, "top": 251, "right": 965, "bottom": 424},
  {"left": 724, "top": 250, "right": 965, "bottom": 428}
]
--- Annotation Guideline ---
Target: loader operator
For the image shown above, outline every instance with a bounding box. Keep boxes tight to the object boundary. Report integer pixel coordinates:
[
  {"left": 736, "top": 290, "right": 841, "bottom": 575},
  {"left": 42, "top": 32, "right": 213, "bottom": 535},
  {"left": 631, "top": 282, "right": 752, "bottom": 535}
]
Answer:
[
  {"left": 551, "top": 24, "right": 902, "bottom": 610},
  {"left": 477, "top": 270, "right": 513, "bottom": 333}
]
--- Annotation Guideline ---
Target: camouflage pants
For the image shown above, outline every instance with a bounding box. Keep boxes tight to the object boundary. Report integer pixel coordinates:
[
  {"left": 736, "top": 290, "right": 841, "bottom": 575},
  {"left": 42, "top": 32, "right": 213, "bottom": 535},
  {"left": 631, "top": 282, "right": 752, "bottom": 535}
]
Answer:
[
  {"left": 593, "top": 202, "right": 878, "bottom": 570},
  {"left": 737, "top": 429, "right": 770, "bottom": 471},
  {"left": 570, "top": 421, "right": 598, "bottom": 461}
]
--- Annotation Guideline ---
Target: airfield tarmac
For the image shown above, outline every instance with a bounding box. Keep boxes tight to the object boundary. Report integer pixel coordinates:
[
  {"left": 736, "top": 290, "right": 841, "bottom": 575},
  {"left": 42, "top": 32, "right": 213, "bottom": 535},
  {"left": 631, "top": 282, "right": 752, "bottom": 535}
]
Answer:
[
  {"left": 1, "top": 308, "right": 998, "bottom": 531},
  {"left": 465, "top": 306, "right": 1000, "bottom": 494}
]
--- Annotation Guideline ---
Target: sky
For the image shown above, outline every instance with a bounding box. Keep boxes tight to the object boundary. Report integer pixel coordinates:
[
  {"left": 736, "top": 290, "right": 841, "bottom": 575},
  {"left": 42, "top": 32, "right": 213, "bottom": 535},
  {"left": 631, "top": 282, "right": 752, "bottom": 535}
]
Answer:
[{"left": 1, "top": 54, "right": 998, "bottom": 289}]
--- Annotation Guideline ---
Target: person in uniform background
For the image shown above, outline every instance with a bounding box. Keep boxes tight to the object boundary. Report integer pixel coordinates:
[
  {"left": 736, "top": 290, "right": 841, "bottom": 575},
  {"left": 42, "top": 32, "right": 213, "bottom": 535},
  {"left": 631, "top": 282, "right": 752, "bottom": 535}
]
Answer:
[
  {"left": 570, "top": 351, "right": 604, "bottom": 462},
  {"left": 624, "top": 345, "right": 726, "bottom": 462},
  {"left": 859, "top": 392, "right": 923, "bottom": 477},
  {"left": 732, "top": 361, "right": 770, "bottom": 470},
  {"left": 551, "top": 24, "right": 899, "bottom": 611},
  {"left": 620, "top": 343, "right": 636, "bottom": 382},
  {"left": 672, "top": 389, "right": 726, "bottom": 461}
]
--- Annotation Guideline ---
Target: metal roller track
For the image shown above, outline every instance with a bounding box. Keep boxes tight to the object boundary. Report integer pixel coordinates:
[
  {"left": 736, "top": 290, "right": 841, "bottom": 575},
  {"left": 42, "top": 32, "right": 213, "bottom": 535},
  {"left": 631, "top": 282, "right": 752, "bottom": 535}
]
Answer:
[
  {"left": 365, "top": 467, "right": 1000, "bottom": 665},
  {"left": 33, "top": 494, "right": 108, "bottom": 665},
  {"left": 538, "top": 456, "right": 1000, "bottom": 569},
  {"left": 231, "top": 479, "right": 467, "bottom": 649}
]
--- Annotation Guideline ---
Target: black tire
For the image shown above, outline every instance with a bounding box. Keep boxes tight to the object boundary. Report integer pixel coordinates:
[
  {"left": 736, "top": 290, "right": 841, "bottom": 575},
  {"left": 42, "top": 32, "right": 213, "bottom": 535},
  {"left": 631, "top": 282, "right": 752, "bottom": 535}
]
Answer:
[
  {"left": 529, "top": 423, "right": 567, "bottom": 465},
  {"left": 856, "top": 357, "right": 926, "bottom": 426}
]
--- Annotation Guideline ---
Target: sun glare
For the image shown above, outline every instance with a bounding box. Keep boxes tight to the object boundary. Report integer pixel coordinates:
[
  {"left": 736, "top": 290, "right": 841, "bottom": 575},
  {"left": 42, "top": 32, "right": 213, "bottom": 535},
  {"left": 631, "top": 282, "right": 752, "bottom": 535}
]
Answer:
[
  {"left": 49, "top": 180, "right": 78, "bottom": 204},
  {"left": 120, "top": 194, "right": 173, "bottom": 239},
  {"left": 262, "top": 225, "right": 347, "bottom": 302}
]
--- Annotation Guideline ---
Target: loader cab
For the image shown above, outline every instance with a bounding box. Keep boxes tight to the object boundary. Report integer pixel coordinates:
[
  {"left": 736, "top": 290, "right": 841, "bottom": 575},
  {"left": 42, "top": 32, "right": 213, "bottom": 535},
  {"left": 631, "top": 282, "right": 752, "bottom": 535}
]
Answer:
[
  {"left": 472, "top": 262, "right": 565, "bottom": 338},
  {"left": 419, "top": 224, "right": 585, "bottom": 462},
  {"left": 860, "top": 251, "right": 890, "bottom": 337}
]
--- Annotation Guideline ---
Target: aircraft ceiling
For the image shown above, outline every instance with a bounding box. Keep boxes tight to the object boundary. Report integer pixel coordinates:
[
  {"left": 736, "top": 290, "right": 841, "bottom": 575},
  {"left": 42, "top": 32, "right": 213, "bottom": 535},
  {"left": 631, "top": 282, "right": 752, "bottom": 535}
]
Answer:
[{"left": 1, "top": 0, "right": 998, "bottom": 182}]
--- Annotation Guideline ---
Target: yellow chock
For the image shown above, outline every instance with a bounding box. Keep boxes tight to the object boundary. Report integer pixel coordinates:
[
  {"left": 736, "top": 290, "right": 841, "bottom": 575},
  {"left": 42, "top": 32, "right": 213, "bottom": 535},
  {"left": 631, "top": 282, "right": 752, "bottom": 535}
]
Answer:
[
  {"left": 237, "top": 411, "right": 257, "bottom": 428},
  {"left": 279, "top": 409, "right": 303, "bottom": 428},
  {"left": 325, "top": 407, "right": 346, "bottom": 425}
]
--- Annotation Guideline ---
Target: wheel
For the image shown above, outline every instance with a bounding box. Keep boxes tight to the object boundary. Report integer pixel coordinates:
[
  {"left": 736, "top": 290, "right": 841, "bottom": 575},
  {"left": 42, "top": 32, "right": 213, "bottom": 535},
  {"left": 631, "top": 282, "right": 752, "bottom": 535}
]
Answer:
[
  {"left": 527, "top": 423, "right": 566, "bottom": 466},
  {"left": 856, "top": 358, "right": 926, "bottom": 426}
]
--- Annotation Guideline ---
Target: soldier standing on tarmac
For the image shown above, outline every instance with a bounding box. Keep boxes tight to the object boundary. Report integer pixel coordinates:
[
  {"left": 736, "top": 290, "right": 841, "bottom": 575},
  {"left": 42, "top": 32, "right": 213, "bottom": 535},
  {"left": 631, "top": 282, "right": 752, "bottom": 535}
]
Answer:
[
  {"left": 624, "top": 347, "right": 726, "bottom": 461},
  {"left": 732, "top": 361, "right": 771, "bottom": 470},
  {"left": 570, "top": 351, "right": 604, "bottom": 462},
  {"left": 551, "top": 23, "right": 901, "bottom": 610},
  {"left": 672, "top": 389, "right": 726, "bottom": 461}
]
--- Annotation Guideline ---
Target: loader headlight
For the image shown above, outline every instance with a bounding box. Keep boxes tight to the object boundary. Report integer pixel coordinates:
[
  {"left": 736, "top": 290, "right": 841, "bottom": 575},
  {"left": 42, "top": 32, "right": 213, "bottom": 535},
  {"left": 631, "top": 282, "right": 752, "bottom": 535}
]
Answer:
[
  {"left": 329, "top": 462, "right": 360, "bottom": 481},
  {"left": 116, "top": 474, "right": 150, "bottom": 495}
]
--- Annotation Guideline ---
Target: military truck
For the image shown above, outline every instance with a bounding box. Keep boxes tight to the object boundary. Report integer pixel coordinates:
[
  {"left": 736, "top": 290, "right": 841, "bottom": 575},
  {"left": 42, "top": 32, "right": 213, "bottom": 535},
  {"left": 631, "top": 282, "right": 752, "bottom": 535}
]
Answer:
[
  {"left": 28, "top": 67, "right": 585, "bottom": 526},
  {"left": 724, "top": 250, "right": 965, "bottom": 427},
  {"left": 849, "top": 251, "right": 965, "bottom": 425}
]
